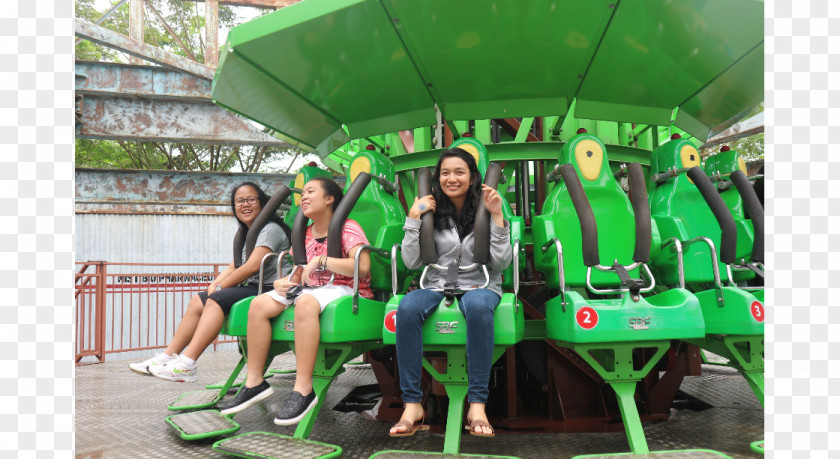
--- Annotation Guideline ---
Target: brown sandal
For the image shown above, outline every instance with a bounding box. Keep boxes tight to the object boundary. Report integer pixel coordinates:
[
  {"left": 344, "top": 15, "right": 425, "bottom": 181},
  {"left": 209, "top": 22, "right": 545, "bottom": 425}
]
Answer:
[
  {"left": 464, "top": 417, "right": 495, "bottom": 437},
  {"left": 389, "top": 410, "right": 429, "bottom": 437}
]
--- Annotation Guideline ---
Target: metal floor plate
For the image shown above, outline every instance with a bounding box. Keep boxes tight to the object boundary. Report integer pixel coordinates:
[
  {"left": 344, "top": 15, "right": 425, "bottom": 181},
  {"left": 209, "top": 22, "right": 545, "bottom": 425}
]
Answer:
[
  {"left": 168, "top": 409, "right": 238, "bottom": 436},
  {"left": 372, "top": 451, "right": 520, "bottom": 458},
  {"left": 170, "top": 389, "right": 221, "bottom": 408},
  {"left": 579, "top": 452, "right": 727, "bottom": 459},
  {"left": 215, "top": 432, "right": 339, "bottom": 458},
  {"left": 77, "top": 350, "right": 763, "bottom": 459}
]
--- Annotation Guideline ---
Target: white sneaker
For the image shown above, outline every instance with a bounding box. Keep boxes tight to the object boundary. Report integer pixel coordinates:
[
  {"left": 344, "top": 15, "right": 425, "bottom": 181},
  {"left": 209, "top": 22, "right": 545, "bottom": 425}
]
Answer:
[
  {"left": 150, "top": 355, "right": 198, "bottom": 383},
  {"left": 129, "top": 353, "right": 175, "bottom": 375}
]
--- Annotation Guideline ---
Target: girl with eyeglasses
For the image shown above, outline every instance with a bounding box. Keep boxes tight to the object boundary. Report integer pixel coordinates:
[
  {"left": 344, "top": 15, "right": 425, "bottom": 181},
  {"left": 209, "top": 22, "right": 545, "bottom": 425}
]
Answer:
[{"left": 129, "top": 182, "right": 292, "bottom": 382}]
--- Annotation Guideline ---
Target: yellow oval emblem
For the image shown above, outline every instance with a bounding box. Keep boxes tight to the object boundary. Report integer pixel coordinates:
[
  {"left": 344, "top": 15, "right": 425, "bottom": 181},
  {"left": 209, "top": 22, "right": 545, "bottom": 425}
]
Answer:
[
  {"left": 738, "top": 156, "right": 747, "bottom": 175},
  {"left": 574, "top": 139, "right": 604, "bottom": 182},
  {"left": 680, "top": 145, "right": 701, "bottom": 184},
  {"left": 350, "top": 156, "right": 371, "bottom": 183},
  {"left": 294, "top": 173, "right": 304, "bottom": 205},
  {"left": 455, "top": 143, "right": 480, "bottom": 167}
]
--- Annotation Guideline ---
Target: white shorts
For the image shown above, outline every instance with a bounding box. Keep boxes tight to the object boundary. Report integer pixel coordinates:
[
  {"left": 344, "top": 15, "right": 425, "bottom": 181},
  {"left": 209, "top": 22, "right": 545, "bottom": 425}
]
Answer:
[{"left": 267, "top": 284, "right": 355, "bottom": 313}]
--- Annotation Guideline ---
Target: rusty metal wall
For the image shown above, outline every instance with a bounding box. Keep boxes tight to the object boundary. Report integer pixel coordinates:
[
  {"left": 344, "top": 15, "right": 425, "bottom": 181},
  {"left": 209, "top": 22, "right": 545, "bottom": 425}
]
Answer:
[
  {"left": 75, "top": 213, "right": 238, "bottom": 266},
  {"left": 76, "top": 168, "right": 298, "bottom": 215},
  {"left": 75, "top": 168, "right": 299, "bottom": 266}
]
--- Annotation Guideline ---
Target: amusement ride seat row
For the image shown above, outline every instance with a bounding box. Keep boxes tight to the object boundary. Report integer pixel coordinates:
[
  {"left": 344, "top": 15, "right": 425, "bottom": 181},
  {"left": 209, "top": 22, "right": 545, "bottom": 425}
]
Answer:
[{"left": 158, "top": 132, "right": 763, "bottom": 459}]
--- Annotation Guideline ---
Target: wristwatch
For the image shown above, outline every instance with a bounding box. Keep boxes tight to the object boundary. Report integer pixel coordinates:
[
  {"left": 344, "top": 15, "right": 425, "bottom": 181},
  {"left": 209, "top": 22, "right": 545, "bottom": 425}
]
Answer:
[{"left": 215, "top": 284, "right": 223, "bottom": 292}]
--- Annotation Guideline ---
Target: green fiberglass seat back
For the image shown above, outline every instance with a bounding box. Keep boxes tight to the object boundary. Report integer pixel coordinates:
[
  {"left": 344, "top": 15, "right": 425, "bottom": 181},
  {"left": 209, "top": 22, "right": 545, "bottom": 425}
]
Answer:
[
  {"left": 270, "top": 151, "right": 405, "bottom": 344},
  {"left": 650, "top": 138, "right": 755, "bottom": 285},
  {"left": 533, "top": 130, "right": 652, "bottom": 289},
  {"left": 703, "top": 147, "right": 750, "bottom": 218},
  {"left": 342, "top": 147, "right": 408, "bottom": 295},
  {"left": 283, "top": 165, "right": 332, "bottom": 227},
  {"left": 445, "top": 137, "right": 525, "bottom": 289},
  {"left": 703, "top": 146, "right": 764, "bottom": 275}
]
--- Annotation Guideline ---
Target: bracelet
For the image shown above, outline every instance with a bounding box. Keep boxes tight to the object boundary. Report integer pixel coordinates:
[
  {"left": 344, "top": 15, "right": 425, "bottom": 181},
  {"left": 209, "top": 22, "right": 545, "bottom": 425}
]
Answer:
[{"left": 319, "top": 255, "right": 327, "bottom": 271}]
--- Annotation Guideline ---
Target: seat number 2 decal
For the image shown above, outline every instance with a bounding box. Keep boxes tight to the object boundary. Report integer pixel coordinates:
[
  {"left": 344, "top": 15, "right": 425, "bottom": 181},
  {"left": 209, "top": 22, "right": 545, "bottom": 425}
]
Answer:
[{"left": 576, "top": 306, "right": 598, "bottom": 330}]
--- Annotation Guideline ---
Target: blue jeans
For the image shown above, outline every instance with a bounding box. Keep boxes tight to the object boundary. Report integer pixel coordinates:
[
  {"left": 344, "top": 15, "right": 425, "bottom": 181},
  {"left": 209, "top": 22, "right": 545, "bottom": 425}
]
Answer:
[{"left": 395, "top": 288, "right": 501, "bottom": 404}]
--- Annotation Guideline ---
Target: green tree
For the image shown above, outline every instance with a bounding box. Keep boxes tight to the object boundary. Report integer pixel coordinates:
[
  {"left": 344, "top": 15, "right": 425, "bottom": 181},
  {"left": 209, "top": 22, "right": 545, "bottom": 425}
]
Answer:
[{"left": 75, "top": 1, "right": 310, "bottom": 172}]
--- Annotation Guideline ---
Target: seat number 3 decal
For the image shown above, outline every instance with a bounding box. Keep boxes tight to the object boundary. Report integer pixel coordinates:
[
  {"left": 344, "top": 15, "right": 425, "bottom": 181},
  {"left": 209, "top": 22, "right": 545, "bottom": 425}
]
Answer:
[{"left": 750, "top": 301, "right": 764, "bottom": 323}]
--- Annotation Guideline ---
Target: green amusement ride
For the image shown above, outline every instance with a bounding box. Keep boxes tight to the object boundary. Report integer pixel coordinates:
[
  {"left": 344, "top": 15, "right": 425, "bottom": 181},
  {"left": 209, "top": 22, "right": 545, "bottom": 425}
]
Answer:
[{"left": 164, "top": 0, "right": 765, "bottom": 457}]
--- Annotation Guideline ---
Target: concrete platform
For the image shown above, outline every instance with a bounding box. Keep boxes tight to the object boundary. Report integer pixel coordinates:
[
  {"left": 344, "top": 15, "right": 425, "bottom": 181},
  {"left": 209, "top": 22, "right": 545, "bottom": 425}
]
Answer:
[{"left": 75, "top": 350, "right": 763, "bottom": 458}]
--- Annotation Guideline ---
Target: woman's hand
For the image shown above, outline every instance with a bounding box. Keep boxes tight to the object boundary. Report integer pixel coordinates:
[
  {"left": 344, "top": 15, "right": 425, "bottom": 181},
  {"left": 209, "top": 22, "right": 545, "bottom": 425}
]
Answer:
[
  {"left": 408, "top": 194, "right": 436, "bottom": 220},
  {"left": 301, "top": 256, "right": 324, "bottom": 286},
  {"left": 482, "top": 185, "right": 503, "bottom": 218},
  {"left": 206, "top": 281, "right": 219, "bottom": 295},
  {"left": 273, "top": 276, "right": 298, "bottom": 296}
]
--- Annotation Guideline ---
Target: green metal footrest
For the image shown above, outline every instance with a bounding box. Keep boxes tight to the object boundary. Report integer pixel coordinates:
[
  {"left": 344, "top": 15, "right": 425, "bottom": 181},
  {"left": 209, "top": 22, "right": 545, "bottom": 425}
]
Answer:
[
  {"left": 213, "top": 432, "right": 341, "bottom": 459},
  {"left": 206, "top": 372, "right": 273, "bottom": 389},
  {"left": 268, "top": 364, "right": 297, "bottom": 375},
  {"left": 573, "top": 451, "right": 730, "bottom": 458},
  {"left": 165, "top": 409, "right": 240, "bottom": 440},
  {"left": 168, "top": 389, "right": 222, "bottom": 410},
  {"left": 370, "top": 452, "right": 521, "bottom": 459}
]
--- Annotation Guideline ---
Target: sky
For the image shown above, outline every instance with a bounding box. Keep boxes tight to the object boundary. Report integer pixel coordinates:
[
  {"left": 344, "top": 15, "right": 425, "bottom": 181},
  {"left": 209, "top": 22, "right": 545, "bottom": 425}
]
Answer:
[{"left": 90, "top": 0, "right": 325, "bottom": 173}]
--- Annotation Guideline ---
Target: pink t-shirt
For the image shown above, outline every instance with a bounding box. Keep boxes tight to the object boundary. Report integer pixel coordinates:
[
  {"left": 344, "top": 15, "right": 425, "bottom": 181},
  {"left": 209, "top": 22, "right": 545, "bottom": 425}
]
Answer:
[{"left": 290, "top": 219, "right": 373, "bottom": 299}]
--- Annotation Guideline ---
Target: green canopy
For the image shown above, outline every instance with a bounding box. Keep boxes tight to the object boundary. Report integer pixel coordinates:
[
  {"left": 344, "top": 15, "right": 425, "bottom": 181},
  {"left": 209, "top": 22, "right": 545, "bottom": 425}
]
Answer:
[{"left": 212, "top": 0, "right": 763, "bottom": 156}]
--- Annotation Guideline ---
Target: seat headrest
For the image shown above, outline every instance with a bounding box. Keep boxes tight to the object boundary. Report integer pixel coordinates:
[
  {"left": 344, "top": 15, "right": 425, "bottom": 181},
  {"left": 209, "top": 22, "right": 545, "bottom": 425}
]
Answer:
[
  {"left": 650, "top": 137, "right": 701, "bottom": 176},
  {"left": 704, "top": 148, "right": 747, "bottom": 178},
  {"left": 347, "top": 148, "right": 396, "bottom": 188},
  {"left": 558, "top": 131, "right": 611, "bottom": 185},
  {"left": 450, "top": 137, "right": 488, "bottom": 177}
]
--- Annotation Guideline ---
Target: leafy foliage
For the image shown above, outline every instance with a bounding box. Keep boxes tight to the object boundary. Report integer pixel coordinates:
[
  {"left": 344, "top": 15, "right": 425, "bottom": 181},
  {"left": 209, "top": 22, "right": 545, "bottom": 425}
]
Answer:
[
  {"left": 700, "top": 103, "right": 764, "bottom": 162},
  {"left": 75, "top": 1, "right": 315, "bottom": 172}
]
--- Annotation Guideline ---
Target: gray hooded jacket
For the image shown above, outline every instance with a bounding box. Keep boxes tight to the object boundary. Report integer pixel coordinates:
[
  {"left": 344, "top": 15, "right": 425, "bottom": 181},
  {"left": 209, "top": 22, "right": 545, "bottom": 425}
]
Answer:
[{"left": 401, "top": 216, "right": 512, "bottom": 296}]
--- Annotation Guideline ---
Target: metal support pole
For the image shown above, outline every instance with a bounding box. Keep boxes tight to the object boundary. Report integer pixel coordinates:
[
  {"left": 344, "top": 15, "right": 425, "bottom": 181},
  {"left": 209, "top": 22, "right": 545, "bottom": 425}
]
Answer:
[
  {"left": 610, "top": 381, "right": 650, "bottom": 454},
  {"left": 205, "top": 0, "right": 219, "bottom": 66},
  {"left": 96, "top": 262, "right": 107, "bottom": 362},
  {"left": 129, "top": 0, "right": 144, "bottom": 64}
]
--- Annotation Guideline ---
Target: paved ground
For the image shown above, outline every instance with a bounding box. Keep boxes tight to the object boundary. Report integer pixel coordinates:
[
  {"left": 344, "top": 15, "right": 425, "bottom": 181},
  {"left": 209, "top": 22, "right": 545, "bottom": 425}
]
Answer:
[{"left": 75, "top": 350, "right": 763, "bottom": 458}]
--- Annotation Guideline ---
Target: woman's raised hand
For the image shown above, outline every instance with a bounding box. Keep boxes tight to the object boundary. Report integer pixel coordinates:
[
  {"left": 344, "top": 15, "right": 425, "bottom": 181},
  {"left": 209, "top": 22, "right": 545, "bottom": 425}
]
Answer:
[
  {"left": 482, "top": 184, "right": 503, "bottom": 217},
  {"left": 408, "top": 194, "right": 436, "bottom": 220},
  {"left": 273, "top": 276, "right": 298, "bottom": 296}
]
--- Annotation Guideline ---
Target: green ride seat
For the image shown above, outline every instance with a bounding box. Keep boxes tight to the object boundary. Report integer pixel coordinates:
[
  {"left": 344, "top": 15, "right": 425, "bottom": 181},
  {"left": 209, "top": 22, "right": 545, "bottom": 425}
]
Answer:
[
  {"left": 166, "top": 185, "right": 297, "bottom": 439},
  {"left": 649, "top": 138, "right": 765, "bottom": 410},
  {"left": 531, "top": 131, "right": 715, "bottom": 457},
  {"left": 379, "top": 138, "right": 524, "bottom": 456},
  {"left": 533, "top": 131, "right": 660, "bottom": 292},
  {"left": 221, "top": 149, "right": 408, "bottom": 456},
  {"left": 703, "top": 146, "right": 765, "bottom": 285},
  {"left": 649, "top": 137, "right": 755, "bottom": 286}
]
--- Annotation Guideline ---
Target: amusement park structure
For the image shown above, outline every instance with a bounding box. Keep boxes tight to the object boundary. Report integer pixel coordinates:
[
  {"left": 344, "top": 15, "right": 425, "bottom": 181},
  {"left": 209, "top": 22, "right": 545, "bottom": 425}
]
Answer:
[{"left": 76, "top": 0, "right": 764, "bottom": 457}]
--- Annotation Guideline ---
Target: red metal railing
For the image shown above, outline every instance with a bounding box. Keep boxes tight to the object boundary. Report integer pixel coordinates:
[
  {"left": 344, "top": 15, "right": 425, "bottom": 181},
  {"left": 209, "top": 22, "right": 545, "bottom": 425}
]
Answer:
[{"left": 75, "top": 262, "right": 235, "bottom": 365}]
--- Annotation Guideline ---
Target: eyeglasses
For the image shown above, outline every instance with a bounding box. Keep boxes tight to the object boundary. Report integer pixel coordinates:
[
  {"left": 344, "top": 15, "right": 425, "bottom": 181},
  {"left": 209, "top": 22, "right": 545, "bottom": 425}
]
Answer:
[{"left": 234, "top": 197, "right": 259, "bottom": 207}]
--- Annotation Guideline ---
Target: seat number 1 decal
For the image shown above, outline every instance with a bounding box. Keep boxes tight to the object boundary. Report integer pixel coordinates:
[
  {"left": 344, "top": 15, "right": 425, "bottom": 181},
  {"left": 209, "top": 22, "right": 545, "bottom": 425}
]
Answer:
[
  {"left": 576, "top": 306, "right": 598, "bottom": 330},
  {"left": 384, "top": 310, "right": 397, "bottom": 333},
  {"left": 750, "top": 301, "right": 764, "bottom": 323}
]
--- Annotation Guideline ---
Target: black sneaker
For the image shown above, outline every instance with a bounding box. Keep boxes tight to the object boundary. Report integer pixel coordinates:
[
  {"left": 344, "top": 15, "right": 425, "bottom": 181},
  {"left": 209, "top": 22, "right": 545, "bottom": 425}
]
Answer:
[
  {"left": 218, "top": 380, "right": 274, "bottom": 415},
  {"left": 273, "top": 390, "right": 318, "bottom": 425}
]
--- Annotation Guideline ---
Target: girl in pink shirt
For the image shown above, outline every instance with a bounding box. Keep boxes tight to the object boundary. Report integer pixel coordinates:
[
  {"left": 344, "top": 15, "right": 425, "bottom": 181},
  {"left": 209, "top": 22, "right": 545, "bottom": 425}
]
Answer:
[{"left": 217, "top": 177, "right": 373, "bottom": 426}]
